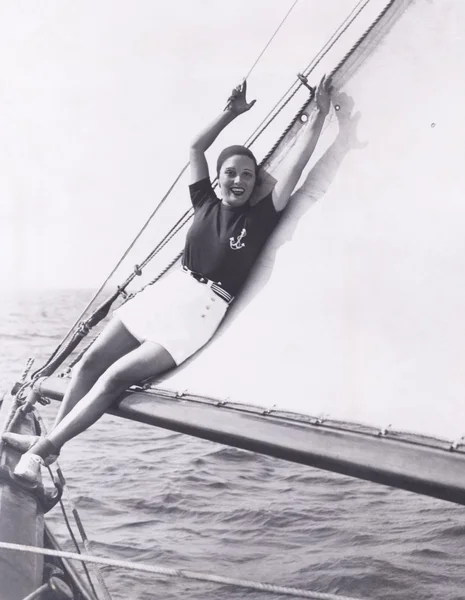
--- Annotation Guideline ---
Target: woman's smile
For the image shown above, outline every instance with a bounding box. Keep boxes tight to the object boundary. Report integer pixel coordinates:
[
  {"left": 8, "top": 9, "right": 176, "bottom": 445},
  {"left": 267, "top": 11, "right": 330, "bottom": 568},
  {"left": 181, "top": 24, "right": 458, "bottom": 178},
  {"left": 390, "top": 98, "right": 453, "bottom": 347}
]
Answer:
[{"left": 219, "top": 155, "right": 257, "bottom": 206}]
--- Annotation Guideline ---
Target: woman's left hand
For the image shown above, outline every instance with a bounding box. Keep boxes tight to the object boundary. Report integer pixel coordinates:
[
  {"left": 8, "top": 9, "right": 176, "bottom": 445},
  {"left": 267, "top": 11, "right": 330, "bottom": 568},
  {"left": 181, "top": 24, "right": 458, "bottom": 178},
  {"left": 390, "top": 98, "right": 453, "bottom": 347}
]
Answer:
[
  {"left": 226, "top": 79, "right": 256, "bottom": 115},
  {"left": 315, "top": 75, "right": 332, "bottom": 115}
]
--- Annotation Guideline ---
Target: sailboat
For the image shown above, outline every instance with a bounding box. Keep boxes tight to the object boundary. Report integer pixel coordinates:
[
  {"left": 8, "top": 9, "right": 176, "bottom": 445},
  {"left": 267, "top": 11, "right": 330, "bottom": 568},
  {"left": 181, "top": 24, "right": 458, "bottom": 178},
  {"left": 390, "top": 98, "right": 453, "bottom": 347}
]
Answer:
[{"left": 1, "top": 0, "right": 465, "bottom": 597}]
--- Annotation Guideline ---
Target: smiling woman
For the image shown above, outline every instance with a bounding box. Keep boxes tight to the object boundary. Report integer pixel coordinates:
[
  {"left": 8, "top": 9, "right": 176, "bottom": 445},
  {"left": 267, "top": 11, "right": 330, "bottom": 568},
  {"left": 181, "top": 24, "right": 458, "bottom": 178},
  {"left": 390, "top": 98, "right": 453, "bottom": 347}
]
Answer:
[
  {"left": 8, "top": 77, "right": 331, "bottom": 484},
  {"left": 217, "top": 149, "right": 257, "bottom": 207}
]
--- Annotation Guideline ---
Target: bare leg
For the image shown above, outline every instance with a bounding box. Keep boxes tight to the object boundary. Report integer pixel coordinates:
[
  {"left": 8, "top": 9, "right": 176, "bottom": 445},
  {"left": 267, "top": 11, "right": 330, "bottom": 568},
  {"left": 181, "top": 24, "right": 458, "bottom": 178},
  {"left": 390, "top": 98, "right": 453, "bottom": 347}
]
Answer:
[
  {"left": 47, "top": 341, "right": 175, "bottom": 450},
  {"left": 54, "top": 317, "right": 140, "bottom": 426}
]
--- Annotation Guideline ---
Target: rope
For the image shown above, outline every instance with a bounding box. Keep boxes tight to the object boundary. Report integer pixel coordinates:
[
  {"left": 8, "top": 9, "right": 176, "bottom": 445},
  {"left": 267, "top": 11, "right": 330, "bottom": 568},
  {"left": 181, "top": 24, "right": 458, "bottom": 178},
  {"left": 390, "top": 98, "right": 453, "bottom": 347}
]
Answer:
[
  {"left": 33, "top": 410, "right": 108, "bottom": 600},
  {"left": 132, "top": 206, "right": 192, "bottom": 274},
  {"left": 94, "top": 0, "right": 300, "bottom": 299},
  {"left": 53, "top": 487, "right": 99, "bottom": 599},
  {"left": 32, "top": 201, "right": 193, "bottom": 378},
  {"left": 68, "top": 246, "right": 184, "bottom": 366},
  {"left": 53, "top": 163, "right": 190, "bottom": 355},
  {"left": 328, "top": 0, "right": 396, "bottom": 81},
  {"left": 56, "top": 467, "right": 113, "bottom": 600},
  {"left": 34, "top": 3, "right": 301, "bottom": 367},
  {"left": 30, "top": 0, "right": 383, "bottom": 379},
  {"left": 67, "top": 334, "right": 101, "bottom": 371},
  {"left": 243, "top": 0, "right": 374, "bottom": 150},
  {"left": 21, "top": 583, "right": 50, "bottom": 600},
  {"left": 140, "top": 249, "right": 183, "bottom": 292},
  {"left": 100, "top": 0, "right": 301, "bottom": 288},
  {"left": 0, "top": 541, "right": 366, "bottom": 600},
  {"left": 245, "top": 0, "right": 300, "bottom": 79},
  {"left": 110, "top": 0, "right": 377, "bottom": 291},
  {"left": 32, "top": 205, "right": 192, "bottom": 378},
  {"left": 115, "top": 0, "right": 377, "bottom": 265},
  {"left": 58, "top": 0, "right": 396, "bottom": 376}
]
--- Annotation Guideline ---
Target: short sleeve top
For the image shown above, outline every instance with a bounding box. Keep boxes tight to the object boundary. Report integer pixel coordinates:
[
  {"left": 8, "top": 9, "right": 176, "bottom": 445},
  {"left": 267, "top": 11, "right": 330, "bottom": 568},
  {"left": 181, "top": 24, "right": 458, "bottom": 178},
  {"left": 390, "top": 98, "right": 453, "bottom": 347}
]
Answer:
[{"left": 183, "top": 178, "right": 281, "bottom": 296}]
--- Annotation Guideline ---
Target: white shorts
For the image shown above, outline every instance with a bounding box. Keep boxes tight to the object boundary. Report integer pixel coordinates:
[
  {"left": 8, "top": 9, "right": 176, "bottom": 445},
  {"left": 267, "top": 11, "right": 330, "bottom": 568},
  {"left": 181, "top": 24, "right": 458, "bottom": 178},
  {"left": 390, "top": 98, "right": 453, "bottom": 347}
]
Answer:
[{"left": 114, "top": 268, "right": 229, "bottom": 365}]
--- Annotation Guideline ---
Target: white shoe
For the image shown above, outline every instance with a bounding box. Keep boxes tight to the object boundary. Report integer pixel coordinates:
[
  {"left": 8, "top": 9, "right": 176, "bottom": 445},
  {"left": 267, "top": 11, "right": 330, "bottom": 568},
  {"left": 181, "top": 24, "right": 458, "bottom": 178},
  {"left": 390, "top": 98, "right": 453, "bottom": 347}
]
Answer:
[
  {"left": 13, "top": 453, "right": 44, "bottom": 483},
  {"left": 2, "top": 432, "right": 58, "bottom": 466}
]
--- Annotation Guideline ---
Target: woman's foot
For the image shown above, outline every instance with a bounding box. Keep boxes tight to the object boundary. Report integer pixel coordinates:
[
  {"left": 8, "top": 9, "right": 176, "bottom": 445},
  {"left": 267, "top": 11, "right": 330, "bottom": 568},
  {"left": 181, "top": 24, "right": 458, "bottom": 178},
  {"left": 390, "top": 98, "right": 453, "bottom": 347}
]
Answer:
[
  {"left": 2, "top": 432, "right": 59, "bottom": 465},
  {"left": 13, "top": 453, "right": 44, "bottom": 484}
]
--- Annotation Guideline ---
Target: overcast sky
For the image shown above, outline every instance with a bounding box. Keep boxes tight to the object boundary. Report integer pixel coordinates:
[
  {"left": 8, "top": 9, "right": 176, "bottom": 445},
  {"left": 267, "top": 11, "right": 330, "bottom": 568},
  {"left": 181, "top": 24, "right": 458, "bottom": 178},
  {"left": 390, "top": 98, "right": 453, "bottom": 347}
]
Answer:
[{"left": 0, "top": 0, "right": 374, "bottom": 290}]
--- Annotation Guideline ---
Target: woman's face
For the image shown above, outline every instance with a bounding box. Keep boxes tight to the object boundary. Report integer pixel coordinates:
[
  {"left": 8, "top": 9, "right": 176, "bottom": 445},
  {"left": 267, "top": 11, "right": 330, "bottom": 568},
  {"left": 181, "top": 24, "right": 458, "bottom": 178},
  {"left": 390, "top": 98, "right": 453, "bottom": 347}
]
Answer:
[{"left": 218, "top": 155, "right": 257, "bottom": 207}]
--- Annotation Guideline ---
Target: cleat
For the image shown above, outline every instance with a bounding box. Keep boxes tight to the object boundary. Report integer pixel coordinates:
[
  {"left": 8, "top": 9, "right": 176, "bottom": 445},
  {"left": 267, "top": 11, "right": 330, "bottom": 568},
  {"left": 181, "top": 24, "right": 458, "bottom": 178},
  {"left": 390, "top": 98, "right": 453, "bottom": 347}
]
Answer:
[{"left": 13, "top": 453, "right": 44, "bottom": 484}]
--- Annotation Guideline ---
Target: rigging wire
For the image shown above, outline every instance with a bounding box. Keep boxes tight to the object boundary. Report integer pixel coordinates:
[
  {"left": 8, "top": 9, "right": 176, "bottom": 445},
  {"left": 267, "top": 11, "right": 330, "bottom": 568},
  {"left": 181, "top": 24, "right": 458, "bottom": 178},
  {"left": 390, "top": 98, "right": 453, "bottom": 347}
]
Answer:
[
  {"left": 0, "top": 541, "right": 367, "bottom": 600},
  {"left": 35, "top": 0, "right": 383, "bottom": 377},
  {"left": 45, "top": 1, "right": 302, "bottom": 358},
  {"left": 142, "top": 0, "right": 375, "bottom": 245},
  {"left": 112, "top": 0, "right": 391, "bottom": 317},
  {"left": 243, "top": 0, "right": 374, "bottom": 149},
  {"left": 121, "top": 0, "right": 376, "bottom": 268},
  {"left": 3, "top": 7, "right": 401, "bottom": 600},
  {"left": 245, "top": 0, "right": 300, "bottom": 79},
  {"left": 47, "top": 163, "right": 190, "bottom": 358},
  {"left": 123, "top": 0, "right": 376, "bottom": 282},
  {"left": 32, "top": 409, "right": 105, "bottom": 599}
]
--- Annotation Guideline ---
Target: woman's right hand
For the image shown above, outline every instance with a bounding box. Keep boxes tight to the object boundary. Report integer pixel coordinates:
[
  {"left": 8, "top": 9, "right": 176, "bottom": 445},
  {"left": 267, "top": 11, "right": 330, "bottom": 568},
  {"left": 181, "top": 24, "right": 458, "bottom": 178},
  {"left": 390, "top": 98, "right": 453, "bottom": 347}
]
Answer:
[
  {"left": 225, "top": 79, "right": 256, "bottom": 115},
  {"left": 315, "top": 75, "right": 332, "bottom": 115}
]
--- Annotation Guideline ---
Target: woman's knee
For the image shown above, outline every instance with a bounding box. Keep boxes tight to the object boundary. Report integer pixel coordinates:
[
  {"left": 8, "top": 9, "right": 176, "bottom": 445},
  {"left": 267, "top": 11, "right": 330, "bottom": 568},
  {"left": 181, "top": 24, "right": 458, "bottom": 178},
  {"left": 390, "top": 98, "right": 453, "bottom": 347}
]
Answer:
[
  {"left": 96, "top": 368, "right": 135, "bottom": 397},
  {"left": 73, "top": 319, "right": 139, "bottom": 380},
  {"left": 73, "top": 348, "right": 109, "bottom": 381}
]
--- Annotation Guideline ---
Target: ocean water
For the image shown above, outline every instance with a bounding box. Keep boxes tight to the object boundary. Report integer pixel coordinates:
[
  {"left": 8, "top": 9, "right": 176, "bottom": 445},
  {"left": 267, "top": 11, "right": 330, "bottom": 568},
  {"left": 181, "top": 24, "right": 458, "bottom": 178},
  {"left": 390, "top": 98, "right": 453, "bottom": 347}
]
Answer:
[{"left": 0, "top": 289, "right": 464, "bottom": 600}]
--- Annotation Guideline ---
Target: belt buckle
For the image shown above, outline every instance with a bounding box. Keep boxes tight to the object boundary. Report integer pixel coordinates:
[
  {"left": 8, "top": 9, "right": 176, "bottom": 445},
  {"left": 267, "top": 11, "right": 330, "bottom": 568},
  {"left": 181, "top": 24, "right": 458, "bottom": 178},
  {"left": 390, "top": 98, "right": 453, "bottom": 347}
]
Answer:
[{"left": 192, "top": 269, "right": 207, "bottom": 284}]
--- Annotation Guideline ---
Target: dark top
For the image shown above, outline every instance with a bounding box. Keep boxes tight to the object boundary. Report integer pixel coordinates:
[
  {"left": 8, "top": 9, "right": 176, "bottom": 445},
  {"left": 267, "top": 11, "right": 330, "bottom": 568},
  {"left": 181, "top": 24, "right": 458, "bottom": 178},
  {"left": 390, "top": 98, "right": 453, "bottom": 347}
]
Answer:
[{"left": 183, "top": 177, "right": 281, "bottom": 296}]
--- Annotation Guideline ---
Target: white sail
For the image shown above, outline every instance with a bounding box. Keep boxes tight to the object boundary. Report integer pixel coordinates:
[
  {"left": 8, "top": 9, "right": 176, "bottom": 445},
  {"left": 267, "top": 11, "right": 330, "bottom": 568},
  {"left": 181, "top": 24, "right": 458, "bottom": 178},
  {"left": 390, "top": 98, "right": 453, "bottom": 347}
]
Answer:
[{"left": 155, "top": 0, "right": 465, "bottom": 445}]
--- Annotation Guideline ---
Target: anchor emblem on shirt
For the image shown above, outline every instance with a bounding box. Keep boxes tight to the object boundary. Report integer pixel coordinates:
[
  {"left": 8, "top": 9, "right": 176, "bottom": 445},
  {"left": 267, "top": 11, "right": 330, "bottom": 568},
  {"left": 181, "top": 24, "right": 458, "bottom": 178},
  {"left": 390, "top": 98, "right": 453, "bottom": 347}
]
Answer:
[{"left": 230, "top": 228, "right": 247, "bottom": 250}]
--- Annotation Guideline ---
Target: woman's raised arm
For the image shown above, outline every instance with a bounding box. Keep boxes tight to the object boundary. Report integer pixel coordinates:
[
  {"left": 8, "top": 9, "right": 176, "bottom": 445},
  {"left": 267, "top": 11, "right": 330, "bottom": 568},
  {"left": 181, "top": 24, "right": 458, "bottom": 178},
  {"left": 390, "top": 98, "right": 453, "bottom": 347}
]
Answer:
[
  {"left": 189, "top": 80, "right": 256, "bottom": 184},
  {"left": 271, "top": 76, "right": 332, "bottom": 212}
]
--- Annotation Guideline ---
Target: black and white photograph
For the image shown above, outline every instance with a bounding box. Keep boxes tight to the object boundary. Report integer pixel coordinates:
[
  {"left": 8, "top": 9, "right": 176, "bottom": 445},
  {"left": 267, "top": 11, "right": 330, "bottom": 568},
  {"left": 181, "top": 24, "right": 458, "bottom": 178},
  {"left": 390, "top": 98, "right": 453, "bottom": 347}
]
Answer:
[{"left": 1, "top": 1, "right": 464, "bottom": 599}]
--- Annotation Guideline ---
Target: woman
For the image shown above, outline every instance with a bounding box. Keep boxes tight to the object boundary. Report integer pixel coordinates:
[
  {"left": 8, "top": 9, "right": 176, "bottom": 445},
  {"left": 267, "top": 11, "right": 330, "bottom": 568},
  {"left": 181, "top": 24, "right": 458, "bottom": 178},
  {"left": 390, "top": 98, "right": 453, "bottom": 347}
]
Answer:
[{"left": 7, "top": 77, "right": 332, "bottom": 483}]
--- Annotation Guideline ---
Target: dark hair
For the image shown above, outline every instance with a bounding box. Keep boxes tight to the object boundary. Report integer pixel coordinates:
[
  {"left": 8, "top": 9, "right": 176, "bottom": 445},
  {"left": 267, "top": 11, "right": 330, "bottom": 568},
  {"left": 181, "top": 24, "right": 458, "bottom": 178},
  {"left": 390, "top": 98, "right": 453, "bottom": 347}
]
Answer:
[{"left": 216, "top": 145, "right": 258, "bottom": 177}]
